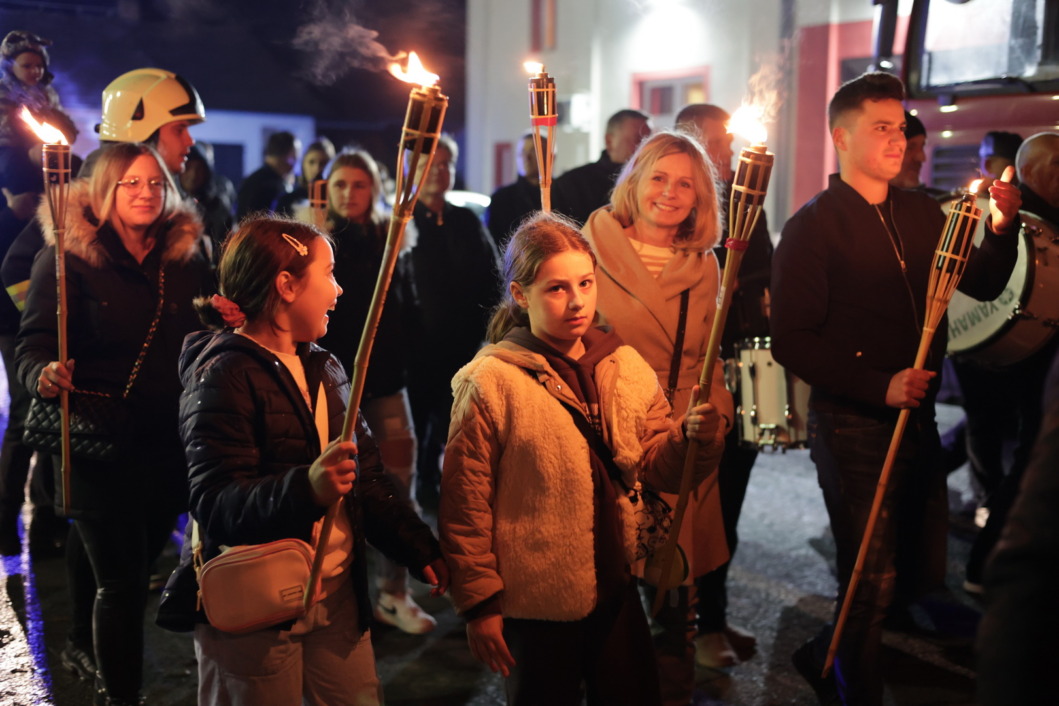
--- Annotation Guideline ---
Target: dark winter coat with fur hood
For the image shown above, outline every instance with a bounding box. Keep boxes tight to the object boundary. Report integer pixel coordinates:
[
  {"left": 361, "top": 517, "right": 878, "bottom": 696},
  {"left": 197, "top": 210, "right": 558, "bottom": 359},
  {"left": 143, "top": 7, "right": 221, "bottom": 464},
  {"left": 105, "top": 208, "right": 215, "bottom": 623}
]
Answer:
[{"left": 15, "top": 179, "right": 214, "bottom": 516}]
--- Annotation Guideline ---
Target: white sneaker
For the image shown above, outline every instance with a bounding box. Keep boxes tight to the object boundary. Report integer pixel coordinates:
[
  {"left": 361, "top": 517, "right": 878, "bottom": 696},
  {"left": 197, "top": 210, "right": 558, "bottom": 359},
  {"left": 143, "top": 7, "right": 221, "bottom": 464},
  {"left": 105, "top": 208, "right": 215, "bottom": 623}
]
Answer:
[{"left": 374, "top": 592, "right": 437, "bottom": 634}]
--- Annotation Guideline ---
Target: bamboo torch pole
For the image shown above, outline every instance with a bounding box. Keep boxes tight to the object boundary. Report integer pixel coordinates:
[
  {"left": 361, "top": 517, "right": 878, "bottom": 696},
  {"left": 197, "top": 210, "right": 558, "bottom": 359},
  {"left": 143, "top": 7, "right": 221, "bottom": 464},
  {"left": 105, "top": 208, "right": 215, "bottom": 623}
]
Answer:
[
  {"left": 525, "top": 62, "right": 556, "bottom": 212},
  {"left": 648, "top": 141, "right": 773, "bottom": 614},
  {"left": 304, "top": 54, "right": 448, "bottom": 610},
  {"left": 21, "top": 108, "right": 73, "bottom": 510},
  {"left": 822, "top": 181, "right": 985, "bottom": 676}
]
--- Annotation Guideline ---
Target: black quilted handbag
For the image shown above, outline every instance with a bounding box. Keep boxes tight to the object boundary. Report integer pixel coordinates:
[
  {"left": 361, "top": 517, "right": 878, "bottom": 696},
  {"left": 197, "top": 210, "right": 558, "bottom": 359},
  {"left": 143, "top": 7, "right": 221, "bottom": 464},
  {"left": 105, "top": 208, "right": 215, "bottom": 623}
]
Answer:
[
  {"left": 24, "top": 392, "right": 129, "bottom": 461},
  {"left": 22, "top": 269, "right": 165, "bottom": 462}
]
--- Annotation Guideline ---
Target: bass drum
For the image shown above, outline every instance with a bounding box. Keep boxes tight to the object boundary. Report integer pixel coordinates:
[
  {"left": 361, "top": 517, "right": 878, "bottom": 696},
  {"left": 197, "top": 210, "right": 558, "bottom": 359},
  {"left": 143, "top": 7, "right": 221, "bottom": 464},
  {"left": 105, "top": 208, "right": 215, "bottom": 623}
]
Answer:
[
  {"left": 947, "top": 208, "right": 1059, "bottom": 367},
  {"left": 727, "top": 337, "right": 810, "bottom": 451}
]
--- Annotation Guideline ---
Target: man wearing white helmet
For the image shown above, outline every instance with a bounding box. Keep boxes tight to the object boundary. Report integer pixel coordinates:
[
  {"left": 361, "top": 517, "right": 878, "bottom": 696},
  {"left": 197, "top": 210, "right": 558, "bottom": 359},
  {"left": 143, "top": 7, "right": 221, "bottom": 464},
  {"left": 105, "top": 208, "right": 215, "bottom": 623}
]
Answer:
[{"left": 93, "top": 67, "right": 205, "bottom": 176}]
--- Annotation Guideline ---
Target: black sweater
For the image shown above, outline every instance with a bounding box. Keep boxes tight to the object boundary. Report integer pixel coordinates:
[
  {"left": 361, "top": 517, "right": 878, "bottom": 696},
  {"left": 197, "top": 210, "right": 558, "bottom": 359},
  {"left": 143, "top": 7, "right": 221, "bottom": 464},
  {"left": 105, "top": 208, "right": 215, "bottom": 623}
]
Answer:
[{"left": 771, "top": 174, "right": 1018, "bottom": 418}]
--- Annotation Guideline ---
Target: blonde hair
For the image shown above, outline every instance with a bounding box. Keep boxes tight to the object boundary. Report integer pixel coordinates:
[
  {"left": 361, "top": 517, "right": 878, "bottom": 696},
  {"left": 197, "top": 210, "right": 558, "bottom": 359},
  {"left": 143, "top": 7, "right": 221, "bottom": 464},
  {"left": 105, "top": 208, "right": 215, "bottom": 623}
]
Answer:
[
  {"left": 609, "top": 130, "right": 720, "bottom": 248},
  {"left": 486, "top": 211, "right": 596, "bottom": 343},
  {"left": 89, "top": 142, "right": 180, "bottom": 228}
]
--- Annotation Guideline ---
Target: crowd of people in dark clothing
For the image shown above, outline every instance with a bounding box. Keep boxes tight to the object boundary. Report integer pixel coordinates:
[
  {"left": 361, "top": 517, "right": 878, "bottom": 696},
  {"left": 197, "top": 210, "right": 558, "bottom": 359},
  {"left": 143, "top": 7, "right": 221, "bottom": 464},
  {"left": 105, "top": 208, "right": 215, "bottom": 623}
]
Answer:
[{"left": 1, "top": 25, "right": 1059, "bottom": 706}]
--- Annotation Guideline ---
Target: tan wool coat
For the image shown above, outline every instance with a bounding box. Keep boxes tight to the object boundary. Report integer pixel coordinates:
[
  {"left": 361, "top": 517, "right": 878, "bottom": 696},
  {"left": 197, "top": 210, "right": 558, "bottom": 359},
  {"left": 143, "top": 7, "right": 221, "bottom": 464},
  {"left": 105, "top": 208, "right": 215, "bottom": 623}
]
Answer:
[
  {"left": 439, "top": 340, "right": 721, "bottom": 621},
  {"left": 582, "top": 207, "right": 735, "bottom": 579}
]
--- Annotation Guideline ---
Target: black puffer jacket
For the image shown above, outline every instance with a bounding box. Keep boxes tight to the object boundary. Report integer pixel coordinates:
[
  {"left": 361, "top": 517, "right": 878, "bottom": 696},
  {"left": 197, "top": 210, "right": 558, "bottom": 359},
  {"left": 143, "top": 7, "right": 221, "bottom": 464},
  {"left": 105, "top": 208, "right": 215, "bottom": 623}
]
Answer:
[{"left": 170, "top": 330, "right": 441, "bottom": 632}]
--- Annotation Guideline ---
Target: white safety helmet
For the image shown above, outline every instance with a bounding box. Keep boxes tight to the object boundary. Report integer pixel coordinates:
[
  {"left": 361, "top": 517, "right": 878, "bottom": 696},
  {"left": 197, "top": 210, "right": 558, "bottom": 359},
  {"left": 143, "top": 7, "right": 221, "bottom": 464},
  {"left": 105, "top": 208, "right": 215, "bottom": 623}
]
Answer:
[{"left": 97, "top": 68, "right": 205, "bottom": 143}]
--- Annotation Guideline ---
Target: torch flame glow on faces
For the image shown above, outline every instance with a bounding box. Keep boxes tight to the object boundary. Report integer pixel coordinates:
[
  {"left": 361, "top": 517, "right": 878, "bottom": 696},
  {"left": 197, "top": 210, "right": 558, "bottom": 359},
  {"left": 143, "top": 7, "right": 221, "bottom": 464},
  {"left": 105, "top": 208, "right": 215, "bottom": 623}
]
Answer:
[
  {"left": 524, "top": 61, "right": 544, "bottom": 75},
  {"left": 19, "top": 106, "right": 68, "bottom": 144},
  {"left": 727, "top": 104, "right": 767, "bottom": 146},
  {"left": 388, "top": 52, "right": 439, "bottom": 87}
]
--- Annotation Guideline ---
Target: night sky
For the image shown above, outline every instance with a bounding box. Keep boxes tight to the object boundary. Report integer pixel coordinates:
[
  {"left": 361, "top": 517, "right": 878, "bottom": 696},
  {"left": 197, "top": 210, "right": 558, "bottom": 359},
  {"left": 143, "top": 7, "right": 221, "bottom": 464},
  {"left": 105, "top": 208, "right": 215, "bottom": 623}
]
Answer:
[{"left": 3, "top": 0, "right": 468, "bottom": 153}]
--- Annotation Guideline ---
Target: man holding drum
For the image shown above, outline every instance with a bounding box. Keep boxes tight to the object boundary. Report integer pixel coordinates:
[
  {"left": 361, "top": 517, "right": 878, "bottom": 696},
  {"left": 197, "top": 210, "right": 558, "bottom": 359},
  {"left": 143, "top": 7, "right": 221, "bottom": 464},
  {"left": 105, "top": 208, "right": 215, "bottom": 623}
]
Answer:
[
  {"left": 961, "top": 131, "right": 1059, "bottom": 593},
  {"left": 771, "top": 72, "right": 1022, "bottom": 706}
]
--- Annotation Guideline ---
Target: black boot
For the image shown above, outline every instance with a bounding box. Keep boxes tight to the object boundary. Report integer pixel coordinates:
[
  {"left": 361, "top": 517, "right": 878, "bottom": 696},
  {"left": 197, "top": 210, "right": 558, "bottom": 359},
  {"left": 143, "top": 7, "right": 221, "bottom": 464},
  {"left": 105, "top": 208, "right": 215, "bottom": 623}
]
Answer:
[{"left": 60, "top": 639, "right": 96, "bottom": 682}]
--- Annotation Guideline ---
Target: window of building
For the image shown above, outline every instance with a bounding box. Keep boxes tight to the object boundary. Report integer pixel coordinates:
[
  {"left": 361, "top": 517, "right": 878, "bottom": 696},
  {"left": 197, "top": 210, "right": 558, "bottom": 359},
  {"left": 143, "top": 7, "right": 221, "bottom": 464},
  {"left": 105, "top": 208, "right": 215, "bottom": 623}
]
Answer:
[{"left": 632, "top": 69, "right": 709, "bottom": 128}]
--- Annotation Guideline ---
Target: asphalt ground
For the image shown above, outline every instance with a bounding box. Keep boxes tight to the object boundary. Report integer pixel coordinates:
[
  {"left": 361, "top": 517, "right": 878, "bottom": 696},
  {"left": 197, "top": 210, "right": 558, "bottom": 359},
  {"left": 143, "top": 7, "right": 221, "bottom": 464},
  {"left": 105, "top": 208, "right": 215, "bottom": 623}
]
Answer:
[{"left": 1, "top": 403, "right": 985, "bottom": 705}]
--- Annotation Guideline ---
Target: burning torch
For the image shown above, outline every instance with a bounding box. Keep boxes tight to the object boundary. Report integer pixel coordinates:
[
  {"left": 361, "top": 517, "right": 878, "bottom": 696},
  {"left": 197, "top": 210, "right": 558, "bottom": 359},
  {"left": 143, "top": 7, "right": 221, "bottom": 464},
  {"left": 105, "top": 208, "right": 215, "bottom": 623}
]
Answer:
[
  {"left": 822, "top": 177, "right": 989, "bottom": 676},
  {"left": 305, "top": 52, "right": 448, "bottom": 609},
  {"left": 648, "top": 105, "right": 774, "bottom": 613},
  {"left": 525, "top": 62, "right": 557, "bottom": 212},
  {"left": 20, "top": 107, "right": 73, "bottom": 510}
]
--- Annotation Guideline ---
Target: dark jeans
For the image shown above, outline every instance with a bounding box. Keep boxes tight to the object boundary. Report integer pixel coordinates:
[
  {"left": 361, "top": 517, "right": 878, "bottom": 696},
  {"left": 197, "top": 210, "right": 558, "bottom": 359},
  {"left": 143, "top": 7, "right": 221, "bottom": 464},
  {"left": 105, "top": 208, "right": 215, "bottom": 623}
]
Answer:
[
  {"left": 503, "top": 581, "right": 660, "bottom": 706},
  {"left": 410, "top": 379, "right": 453, "bottom": 499},
  {"left": 696, "top": 426, "right": 757, "bottom": 633},
  {"left": 810, "top": 409, "right": 944, "bottom": 706},
  {"left": 75, "top": 507, "right": 177, "bottom": 700}
]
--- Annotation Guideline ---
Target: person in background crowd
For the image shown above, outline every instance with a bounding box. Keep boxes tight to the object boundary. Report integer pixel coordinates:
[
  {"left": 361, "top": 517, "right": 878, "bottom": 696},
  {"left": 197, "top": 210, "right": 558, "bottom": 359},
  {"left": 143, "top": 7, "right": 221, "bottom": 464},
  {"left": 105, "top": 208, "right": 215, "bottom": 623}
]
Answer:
[
  {"left": 316, "top": 149, "right": 437, "bottom": 634},
  {"left": 16, "top": 143, "right": 215, "bottom": 706},
  {"left": 675, "top": 103, "right": 771, "bottom": 671},
  {"left": 552, "top": 109, "right": 651, "bottom": 225},
  {"left": 889, "top": 112, "right": 947, "bottom": 199},
  {"left": 976, "top": 346, "right": 1059, "bottom": 706},
  {"left": 486, "top": 131, "right": 544, "bottom": 249},
  {"left": 979, "top": 131, "right": 1024, "bottom": 185},
  {"left": 440, "top": 212, "right": 725, "bottom": 706},
  {"left": 180, "top": 142, "right": 236, "bottom": 252},
  {"left": 0, "top": 30, "right": 78, "bottom": 187},
  {"left": 936, "top": 130, "right": 1025, "bottom": 515},
  {"left": 408, "top": 133, "right": 500, "bottom": 507},
  {"left": 0, "top": 29, "right": 78, "bottom": 557},
  {"left": 960, "top": 131, "right": 1059, "bottom": 593},
  {"left": 771, "top": 72, "right": 1021, "bottom": 706},
  {"left": 237, "top": 130, "right": 300, "bottom": 219},
  {"left": 582, "top": 130, "right": 734, "bottom": 705},
  {"left": 277, "top": 137, "right": 336, "bottom": 220}
]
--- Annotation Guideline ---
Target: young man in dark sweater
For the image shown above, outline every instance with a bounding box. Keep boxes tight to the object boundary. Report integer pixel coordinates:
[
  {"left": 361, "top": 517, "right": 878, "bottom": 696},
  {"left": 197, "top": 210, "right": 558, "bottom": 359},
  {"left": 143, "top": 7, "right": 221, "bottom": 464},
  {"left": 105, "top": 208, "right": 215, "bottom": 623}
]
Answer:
[{"left": 770, "top": 72, "right": 1022, "bottom": 706}]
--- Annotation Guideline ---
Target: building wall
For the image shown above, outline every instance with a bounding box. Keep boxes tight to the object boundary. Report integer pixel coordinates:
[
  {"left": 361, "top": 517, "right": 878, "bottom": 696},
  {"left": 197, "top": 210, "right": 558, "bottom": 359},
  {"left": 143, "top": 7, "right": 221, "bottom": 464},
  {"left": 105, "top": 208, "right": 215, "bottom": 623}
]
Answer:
[{"left": 466, "top": 0, "right": 920, "bottom": 227}]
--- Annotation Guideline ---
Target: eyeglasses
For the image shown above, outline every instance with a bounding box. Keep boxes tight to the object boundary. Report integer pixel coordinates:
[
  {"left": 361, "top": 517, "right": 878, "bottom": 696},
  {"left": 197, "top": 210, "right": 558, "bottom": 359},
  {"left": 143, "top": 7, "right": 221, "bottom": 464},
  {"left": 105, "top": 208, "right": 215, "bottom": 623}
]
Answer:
[{"left": 115, "top": 178, "right": 166, "bottom": 195}]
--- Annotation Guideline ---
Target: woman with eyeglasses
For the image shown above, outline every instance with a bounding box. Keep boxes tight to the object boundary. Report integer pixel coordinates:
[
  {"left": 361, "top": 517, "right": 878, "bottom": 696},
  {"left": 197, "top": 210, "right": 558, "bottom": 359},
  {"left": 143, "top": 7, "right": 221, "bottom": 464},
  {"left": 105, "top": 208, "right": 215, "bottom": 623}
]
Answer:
[{"left": 16, "top": 142, "right": 214, "bottom": 706}]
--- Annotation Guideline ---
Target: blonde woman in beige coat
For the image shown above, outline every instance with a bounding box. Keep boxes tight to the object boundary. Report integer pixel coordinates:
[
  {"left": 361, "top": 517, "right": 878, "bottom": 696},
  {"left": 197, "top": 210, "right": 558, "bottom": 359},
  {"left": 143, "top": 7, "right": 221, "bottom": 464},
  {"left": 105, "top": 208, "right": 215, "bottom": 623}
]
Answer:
[{"left": 582, "top": 130, "right": 734, "bottom": 706}]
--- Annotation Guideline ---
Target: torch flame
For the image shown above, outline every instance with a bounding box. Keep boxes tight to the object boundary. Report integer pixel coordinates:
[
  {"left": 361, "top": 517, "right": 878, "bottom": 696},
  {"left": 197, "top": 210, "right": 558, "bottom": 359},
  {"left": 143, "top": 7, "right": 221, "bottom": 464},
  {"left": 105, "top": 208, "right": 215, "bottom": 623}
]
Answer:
[
  {"left": 727, "top": 104, "right": 767, "bottom": 146},
  {"left": 524, "top": 61, "right": 544, "bottom": 75},
  {"left": 969, "top": 178, "right": 984, "bottom": 194},
  {"left": 388, "top": 52, "right": 439, "bottom": 87},
  {"left": 19, "top": 106, "right": 68, "bottom": 145}
]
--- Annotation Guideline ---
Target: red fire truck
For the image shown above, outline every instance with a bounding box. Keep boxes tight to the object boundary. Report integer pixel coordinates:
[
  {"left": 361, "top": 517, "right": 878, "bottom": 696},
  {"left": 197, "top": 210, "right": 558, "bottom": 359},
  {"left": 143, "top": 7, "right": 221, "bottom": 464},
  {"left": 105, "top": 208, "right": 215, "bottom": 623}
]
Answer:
[{"left": 893, "top": 0, "right": 1058, "bottom": 191}]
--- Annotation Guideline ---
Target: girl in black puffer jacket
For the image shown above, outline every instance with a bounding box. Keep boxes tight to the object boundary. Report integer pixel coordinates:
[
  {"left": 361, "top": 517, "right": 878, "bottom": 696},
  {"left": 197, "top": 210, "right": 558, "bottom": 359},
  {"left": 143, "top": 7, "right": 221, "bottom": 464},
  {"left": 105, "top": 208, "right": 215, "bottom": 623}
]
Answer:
[{"left": 171, "top": 215, "right": 447, "bottom": 706}]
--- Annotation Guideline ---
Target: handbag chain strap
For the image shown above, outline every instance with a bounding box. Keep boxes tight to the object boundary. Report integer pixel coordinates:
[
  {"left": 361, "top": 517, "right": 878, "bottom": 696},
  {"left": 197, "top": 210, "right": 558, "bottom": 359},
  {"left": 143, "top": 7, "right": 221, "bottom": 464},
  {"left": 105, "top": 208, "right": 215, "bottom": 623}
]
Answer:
[
  {"left": 664, "top": 289, "right": 691, "bottom": 406},
  {"left": 77, "top": 268, "right": 166, "bottom": 400}
]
